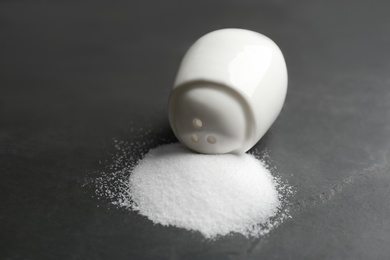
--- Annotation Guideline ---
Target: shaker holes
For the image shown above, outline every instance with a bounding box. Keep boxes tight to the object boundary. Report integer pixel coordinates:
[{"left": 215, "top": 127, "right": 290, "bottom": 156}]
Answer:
[
  {"left": 191, "top": 134, "right": 199, "bottom": 143},
  {"left": 193, "top": 118, "right": 203, "bottom": 129},
  {"left": 207, "top": 135, "right": 217, "bottom": 144}
]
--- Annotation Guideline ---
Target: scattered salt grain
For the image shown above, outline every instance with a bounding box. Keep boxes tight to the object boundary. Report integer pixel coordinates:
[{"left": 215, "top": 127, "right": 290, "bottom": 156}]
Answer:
[
  {"left": 128, "top": 143, "right": 281, "bottom": 238},
  {"left": 87, "top": 133, "right": 293, "bottom": 239}
]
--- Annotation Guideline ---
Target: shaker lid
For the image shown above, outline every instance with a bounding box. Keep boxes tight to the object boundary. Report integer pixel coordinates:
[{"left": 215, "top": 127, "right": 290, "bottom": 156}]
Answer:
[{"left": 168, "top": 82, "right": 254, "bottom": 154}]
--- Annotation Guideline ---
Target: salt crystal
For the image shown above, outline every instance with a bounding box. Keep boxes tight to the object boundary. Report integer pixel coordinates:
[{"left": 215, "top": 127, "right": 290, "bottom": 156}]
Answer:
[{"left": 128, "top": 143, "right": 281, "bottom": 239}]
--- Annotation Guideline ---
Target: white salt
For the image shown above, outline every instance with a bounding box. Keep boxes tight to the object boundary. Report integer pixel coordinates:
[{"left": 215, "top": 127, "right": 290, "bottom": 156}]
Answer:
[{"left": 128, "top": 143, "right": 281, "bottom": 239}]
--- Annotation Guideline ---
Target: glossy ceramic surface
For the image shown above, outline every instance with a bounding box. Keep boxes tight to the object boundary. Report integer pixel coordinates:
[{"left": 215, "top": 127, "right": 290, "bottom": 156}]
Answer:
[{"left": 169, "top": 29, "right": 288, "bottom": 154}]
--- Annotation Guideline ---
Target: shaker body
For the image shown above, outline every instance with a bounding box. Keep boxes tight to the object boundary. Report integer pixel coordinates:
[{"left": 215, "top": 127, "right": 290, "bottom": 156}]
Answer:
[{"left": 168, "top": 28, "right": 288, "bottom": 154}]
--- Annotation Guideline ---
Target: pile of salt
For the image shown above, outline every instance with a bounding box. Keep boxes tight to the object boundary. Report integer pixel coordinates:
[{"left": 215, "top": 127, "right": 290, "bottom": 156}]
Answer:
[{"left": 128, "top": 143, "right": 281, "bottom": 238}]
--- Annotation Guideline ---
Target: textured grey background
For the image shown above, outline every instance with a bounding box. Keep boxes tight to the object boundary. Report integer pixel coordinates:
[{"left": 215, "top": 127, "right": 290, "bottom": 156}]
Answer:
[{"left": 1, "top": 0, "right": 390, "bottom": 259}]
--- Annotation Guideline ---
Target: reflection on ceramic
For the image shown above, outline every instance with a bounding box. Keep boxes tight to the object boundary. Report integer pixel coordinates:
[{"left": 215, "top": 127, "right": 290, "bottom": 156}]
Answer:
[{"left": 168, "top": 28, "right": 288, "bottom": 154}]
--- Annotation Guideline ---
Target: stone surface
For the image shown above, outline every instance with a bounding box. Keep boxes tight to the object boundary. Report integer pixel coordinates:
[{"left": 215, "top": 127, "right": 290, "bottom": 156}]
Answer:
[{"left": 1, "top": 0, "right": 390, "bottom": 259}]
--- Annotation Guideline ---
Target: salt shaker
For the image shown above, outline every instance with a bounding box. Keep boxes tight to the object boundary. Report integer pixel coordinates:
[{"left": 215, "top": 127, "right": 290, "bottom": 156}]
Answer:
[{"left": 168, "top": 28, "right": 288, "bottom": 154}]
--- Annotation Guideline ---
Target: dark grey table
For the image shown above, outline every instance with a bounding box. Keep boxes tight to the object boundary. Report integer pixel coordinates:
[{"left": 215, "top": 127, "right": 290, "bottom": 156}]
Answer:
[{"left": 1, "top": 0, "right": 390, "bottom": 259}]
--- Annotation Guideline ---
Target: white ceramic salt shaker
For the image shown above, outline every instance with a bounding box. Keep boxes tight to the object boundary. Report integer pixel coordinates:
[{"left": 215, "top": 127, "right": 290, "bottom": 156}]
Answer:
[{"left": 168, "top": 28, "right": 288, "bottom": 154}]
